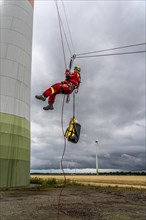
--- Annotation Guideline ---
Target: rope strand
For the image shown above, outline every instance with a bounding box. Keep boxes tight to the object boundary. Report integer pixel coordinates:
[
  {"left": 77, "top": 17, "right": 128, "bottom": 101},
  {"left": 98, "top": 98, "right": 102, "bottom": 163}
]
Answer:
[
  {"left": 76, "top": 42, "right": 146, "bottom": 56},
  {"left": 55, "top": 0, "right": 67, "bottom": 69},
  {"left": 54, "top": 1, "right": 68, "bottom": 219},
  {"left": 76, "top": 50, "right": 146, "bottom": 59},
  {"left": 61, "top": 0, "right": 75, "bottom": 54},
  {"left": 57, "top": 94, "right": 67, "bottom": 220}
]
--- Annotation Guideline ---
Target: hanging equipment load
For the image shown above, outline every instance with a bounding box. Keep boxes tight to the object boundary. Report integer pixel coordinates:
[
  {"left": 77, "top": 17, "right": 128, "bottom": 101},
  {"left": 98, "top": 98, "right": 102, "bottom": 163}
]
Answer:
[
  {"left": 64, "top": 54, "right": 81, "bottom": 143},
  {"left": 65, "top": 117, "right": 81, "bottom": 143},
  {"left": 65, "top": 91, "right": 81, "bottom": 143}
]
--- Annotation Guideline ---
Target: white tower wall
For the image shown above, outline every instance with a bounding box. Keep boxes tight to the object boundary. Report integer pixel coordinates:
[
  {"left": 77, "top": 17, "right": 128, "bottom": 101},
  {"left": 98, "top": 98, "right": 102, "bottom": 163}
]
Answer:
[{"left": 0, "top": 0, "right": 34, "bottom": 187}]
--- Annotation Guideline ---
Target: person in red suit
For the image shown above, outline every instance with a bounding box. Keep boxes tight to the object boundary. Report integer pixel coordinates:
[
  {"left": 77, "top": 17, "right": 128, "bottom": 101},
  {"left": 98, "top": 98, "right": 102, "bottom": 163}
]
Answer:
[{"left": 35, "top": 66, "right": 81, "bottom": 110}]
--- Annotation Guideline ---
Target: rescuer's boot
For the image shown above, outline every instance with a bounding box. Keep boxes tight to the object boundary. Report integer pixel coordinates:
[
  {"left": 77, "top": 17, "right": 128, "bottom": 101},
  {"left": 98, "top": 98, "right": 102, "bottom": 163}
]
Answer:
[
  {"left": 43, "top": 103, "right": 54, "bottom": 110},
  {"left": 35, "top": 94, "right": 46, "bottom": 101}
]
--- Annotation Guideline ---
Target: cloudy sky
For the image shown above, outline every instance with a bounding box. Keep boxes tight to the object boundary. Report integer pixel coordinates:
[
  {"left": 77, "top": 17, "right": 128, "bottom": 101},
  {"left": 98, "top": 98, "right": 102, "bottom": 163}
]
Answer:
[{"left": 31, "top": 0, "right": 145, "bottom": 172}]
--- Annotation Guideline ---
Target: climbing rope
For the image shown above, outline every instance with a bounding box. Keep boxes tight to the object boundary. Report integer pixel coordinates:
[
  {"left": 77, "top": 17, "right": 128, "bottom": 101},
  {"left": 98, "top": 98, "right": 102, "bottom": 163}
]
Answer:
[
  {"left": 55, "top": 0, "right": 67, "bottom": 69},
  {"left": 54, "top": 1, "right": 76, "bottom": 219},
  {"left": 76, "top": 42, "right": 146, "bottom": 57},
  {"left": 61, "top": 0, "right": 75, "bottom": 54},
  {"left": 76, "top": 50, "right": 146, "bottom": 59},
  {"left": 55, "top": 1, "right": 66, "bottom": 219},
  {"left": 57, "top": 94, "right": 67, "bottom": 220}
]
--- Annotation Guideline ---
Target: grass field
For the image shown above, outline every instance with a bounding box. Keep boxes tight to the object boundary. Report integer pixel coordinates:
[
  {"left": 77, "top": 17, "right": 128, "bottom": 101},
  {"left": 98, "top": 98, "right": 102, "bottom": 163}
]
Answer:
[{"left": 31, "top": 175, "right": 146, "bottom": 189}]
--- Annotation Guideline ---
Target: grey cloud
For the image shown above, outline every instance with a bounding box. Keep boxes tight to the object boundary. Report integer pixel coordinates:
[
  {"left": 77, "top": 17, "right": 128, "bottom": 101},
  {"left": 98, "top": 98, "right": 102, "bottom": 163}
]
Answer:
[{"left": 31, "top": 1, "right": 145, "bottom": 171}]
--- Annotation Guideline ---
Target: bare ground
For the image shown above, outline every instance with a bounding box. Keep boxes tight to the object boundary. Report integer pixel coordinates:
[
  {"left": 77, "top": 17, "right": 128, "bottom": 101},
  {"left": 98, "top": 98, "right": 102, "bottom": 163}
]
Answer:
[{"left": 0, "top": 184, "right": 146, "bottom": 220}]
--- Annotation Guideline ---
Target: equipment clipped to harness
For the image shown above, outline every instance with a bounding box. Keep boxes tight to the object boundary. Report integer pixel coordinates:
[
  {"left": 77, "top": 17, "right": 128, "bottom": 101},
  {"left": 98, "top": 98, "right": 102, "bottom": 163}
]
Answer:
[
  {"left": 65, "top": 117, "right": 81, "bottom": 143},
  {"left": 65, "top": 73, "right": 81, "bottom": 144},
  {"left": 66, "top": 54, "right": 76, "bottom": 104}
]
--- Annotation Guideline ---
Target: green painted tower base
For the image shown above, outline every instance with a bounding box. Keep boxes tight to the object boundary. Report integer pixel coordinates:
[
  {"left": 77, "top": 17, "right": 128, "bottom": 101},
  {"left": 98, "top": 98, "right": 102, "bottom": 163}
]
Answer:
[{"left": 0, "top": 113, "right": 30, "bottom": 188}]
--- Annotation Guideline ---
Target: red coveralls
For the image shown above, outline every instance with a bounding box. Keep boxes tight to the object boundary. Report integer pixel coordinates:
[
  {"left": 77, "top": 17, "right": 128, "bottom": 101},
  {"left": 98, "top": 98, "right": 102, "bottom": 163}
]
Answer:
[{"left": 43, "top": 70, "right": 81, "bottom": 104}]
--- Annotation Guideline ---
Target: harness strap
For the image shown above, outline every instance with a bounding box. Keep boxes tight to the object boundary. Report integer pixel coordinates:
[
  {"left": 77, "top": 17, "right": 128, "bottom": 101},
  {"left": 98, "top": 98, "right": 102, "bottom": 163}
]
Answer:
[{"left": 73, "top": 92, "right": 75, "bottom": 118}]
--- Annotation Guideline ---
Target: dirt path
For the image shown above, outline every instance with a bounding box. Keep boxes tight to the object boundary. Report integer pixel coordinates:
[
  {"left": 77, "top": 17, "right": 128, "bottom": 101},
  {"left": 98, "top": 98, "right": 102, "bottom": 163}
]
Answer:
[{"left": 0, "top": 185, "right": 146, "bottom": 220}]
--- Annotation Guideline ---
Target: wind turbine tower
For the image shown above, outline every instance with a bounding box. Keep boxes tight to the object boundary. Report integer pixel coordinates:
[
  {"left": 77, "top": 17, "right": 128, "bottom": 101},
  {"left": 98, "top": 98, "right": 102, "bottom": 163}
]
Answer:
[{"left": 0, "top": 0, "right": 34, "bottom": 187}]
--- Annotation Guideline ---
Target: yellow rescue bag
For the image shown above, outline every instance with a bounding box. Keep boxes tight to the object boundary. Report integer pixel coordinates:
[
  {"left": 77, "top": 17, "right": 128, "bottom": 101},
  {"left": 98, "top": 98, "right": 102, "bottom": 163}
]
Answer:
[{"left": 65, "top": 117, "right": 81, "bottom": 143}]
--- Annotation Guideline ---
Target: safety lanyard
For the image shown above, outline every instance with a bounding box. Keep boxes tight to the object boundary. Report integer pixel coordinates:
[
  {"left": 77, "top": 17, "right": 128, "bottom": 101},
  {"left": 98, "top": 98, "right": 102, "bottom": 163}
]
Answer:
[{"left": 73, "top": 92, "right": 75, "bottom": 118}]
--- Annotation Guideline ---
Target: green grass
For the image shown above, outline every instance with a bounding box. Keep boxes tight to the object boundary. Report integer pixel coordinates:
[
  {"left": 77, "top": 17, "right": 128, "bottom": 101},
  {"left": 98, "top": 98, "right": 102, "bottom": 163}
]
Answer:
[
  {"left": 30, "top": 177, "right": 57, "bottom": 186},
  {"left": 30, "top": 177, "right": 80, "bottom": 188}
]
